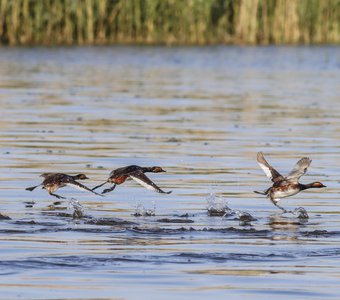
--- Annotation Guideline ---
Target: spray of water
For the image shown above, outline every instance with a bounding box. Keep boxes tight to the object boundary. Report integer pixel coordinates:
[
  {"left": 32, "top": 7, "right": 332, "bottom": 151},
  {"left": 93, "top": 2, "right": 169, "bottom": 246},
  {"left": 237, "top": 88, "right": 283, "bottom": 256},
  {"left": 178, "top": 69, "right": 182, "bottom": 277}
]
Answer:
[
  {"left": 68, "top": 198, "right": 85, "bottom": 219},
  {"left": 134, "top": 201, "right": 156, "bottom": 217},
  {"left": 292, "top": 207, "right": 309, "bottom": 219},
  {"left": 206, "top": 193, "right": 256, "bottom": 223},
  {"left": 206, "top": 193, "right": 232, "bottom": 217}
]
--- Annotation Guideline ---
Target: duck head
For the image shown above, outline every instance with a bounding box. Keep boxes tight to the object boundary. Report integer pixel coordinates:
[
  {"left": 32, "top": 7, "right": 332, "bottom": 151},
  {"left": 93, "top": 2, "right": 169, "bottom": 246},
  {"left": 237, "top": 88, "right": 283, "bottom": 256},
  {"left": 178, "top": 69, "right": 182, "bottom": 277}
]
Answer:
[
  {"left": 75, "top": 174, "right": 89, "bottom": 180},
  {"left": 150, "top": 166, "right": 166, "bottom": 173},
  {"left": 309, "top": 181, "right": 326, "bottom": 188}
]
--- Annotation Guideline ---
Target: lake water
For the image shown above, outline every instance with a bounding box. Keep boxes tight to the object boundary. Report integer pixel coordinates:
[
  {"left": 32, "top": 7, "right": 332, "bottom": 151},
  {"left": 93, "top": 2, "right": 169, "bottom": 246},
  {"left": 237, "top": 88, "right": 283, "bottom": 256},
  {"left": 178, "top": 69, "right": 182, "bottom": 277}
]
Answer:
[{"left": 0, "top": 46, "right": 339, "bottom": 299}]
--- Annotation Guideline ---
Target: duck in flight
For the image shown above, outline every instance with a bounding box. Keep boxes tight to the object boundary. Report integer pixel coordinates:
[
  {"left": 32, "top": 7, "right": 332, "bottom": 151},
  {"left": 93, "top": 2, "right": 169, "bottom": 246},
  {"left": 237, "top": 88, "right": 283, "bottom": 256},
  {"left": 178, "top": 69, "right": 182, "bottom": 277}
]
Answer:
[
  {"left": 26, "top": 173, "right": 103, "bottom": 199},
  {"left": 92, "top": 165, "right": 172, "bottom": 194},
  {"left": 254, "top": 152, "right": 325, "bottom": 213}
]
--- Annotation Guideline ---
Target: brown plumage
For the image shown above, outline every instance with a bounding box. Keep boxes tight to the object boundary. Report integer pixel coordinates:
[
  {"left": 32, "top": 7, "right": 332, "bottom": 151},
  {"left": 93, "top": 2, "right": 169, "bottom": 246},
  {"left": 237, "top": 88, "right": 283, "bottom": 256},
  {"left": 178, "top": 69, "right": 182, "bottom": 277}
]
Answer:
[
  {"left": 92, "top": 165, "right": 172, "bottom": 194},
  {"left": 26, "top": 173, "right": 102, "bottom": 199},
  {"left": 254, "top": 152, "right": 326, "bottom": 212}
]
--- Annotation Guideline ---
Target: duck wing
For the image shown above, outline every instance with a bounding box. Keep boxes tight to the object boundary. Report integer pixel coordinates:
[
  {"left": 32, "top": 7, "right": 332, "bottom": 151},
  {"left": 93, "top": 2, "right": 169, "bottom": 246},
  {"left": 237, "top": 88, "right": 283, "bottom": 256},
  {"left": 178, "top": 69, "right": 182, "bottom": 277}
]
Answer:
[
  {"left": 41, "top": 173, "right": 69, "bottom": 186},
  {"left": 285, "top": 157, "right": 311, "bottom": 182},
  {"left": 40, "top": 172, "right": 56, "bottom": 178},
  {"left": 66, "top": 180, "right": 103, "bottom": 196},
  {"left": 129, "top": 171, "right": 171, "bottom": 194},
  {"left": 110, "top": 165, "right": 140, "bottom": 177},
  {"left": 257, "top": 152, "right": 284, "bottom": 183}
]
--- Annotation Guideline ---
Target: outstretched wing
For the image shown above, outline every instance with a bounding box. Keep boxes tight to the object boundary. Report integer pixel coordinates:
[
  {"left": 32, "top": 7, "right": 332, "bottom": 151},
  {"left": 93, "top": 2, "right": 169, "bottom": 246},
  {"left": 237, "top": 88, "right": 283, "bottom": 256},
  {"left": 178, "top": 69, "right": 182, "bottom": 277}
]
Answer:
[
  {"left": 66, "top": 181, "right": 103, "bottom": 196},
  {"left": 129, "top": 171, "right": 171, "bottom": 194},
  {"left": 110, "top": 165, "right": 139, "bottom": 177},
  {"left": 285, "top": 157, "right": 311, "bottom": 182},
  {"left": 257, "top": 152, "right": 284, "bottom": 183}
]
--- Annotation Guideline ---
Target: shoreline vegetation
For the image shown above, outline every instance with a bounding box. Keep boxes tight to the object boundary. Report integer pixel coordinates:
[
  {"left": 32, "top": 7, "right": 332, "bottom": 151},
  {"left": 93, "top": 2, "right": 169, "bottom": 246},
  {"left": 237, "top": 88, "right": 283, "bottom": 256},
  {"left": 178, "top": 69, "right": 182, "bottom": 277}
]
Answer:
[{"left": 0, "top": 0, "right": 339, "bottom": 46}]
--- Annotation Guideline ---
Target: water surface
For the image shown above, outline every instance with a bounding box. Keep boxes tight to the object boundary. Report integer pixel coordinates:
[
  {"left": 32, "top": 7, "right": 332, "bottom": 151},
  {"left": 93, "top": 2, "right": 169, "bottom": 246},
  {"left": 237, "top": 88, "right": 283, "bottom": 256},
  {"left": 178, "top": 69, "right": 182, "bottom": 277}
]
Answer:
[{"left": 0, "top": 46, "right": 339, "bottom": 299}]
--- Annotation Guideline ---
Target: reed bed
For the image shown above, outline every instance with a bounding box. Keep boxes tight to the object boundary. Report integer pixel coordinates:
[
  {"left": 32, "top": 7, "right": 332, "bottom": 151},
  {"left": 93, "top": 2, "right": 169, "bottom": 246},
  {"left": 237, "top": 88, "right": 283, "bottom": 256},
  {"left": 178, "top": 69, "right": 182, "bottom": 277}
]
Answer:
[{"left": 0, "top": 0, "right": 339, "bottom": 45}]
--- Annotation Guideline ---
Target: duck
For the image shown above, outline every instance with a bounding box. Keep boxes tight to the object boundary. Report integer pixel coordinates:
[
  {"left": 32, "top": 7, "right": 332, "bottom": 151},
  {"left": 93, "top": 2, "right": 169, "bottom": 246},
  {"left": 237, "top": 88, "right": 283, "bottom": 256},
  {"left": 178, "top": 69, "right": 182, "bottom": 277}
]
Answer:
[
  {"left": 26, "top": 173, "right": 103, "bottom": 199},
  {"left": 254, "top": 152, "right": 326, "bottom": 213},
  {"left": 92, "top": 165, "right": 172, "bottom": 194}
]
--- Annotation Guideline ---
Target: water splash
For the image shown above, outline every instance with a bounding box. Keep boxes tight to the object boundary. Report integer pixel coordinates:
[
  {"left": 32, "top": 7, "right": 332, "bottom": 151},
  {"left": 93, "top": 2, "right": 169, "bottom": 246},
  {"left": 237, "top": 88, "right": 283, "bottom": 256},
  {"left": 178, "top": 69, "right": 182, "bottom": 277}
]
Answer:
[
  {"left": 206, "top": 193, "right": 256, "bottom": 223},
  {"left": 134, "top": 201, "right": 156, "bottom": 217},
  {"left": 234, "top": 211, "right": 257, "bottom": 225},
  {"left": 206, "top": 193, "right": 232, "bottom": 217},
  {"left": 68, "top": 198, "right": 85, "bottom": 219},
  {"left": 292, "top": 207, "right": 309, "bottom": 219}
]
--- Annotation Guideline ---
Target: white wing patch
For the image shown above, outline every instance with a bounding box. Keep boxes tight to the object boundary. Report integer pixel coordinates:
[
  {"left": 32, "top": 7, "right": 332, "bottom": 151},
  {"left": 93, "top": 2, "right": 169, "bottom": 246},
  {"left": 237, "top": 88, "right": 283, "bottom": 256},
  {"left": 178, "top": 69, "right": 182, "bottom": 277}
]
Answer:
[
  {"left": 129, "top": 175, "right": 158, "bottom": 192},
  {"left": 258, "top": 162, "right": 273, "bottom": 179}
]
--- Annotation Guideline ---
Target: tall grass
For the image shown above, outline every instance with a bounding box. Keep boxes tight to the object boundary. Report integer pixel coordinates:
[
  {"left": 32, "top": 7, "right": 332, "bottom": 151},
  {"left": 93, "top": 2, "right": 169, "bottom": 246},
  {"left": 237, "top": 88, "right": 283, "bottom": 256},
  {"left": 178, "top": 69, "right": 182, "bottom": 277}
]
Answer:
[{"left": 0, "top": 0, "right": 339, "bottom": 45}]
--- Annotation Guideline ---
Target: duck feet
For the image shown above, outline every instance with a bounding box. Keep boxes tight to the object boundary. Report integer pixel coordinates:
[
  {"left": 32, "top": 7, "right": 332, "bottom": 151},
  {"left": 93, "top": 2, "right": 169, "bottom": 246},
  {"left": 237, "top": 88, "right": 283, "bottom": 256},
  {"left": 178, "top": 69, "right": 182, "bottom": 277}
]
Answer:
[
  {"left": 49, "top": 192, "right": 66, "bottom": 199},
  {"left": 102, "top": 184, "right": 117, "bottom": 194}
]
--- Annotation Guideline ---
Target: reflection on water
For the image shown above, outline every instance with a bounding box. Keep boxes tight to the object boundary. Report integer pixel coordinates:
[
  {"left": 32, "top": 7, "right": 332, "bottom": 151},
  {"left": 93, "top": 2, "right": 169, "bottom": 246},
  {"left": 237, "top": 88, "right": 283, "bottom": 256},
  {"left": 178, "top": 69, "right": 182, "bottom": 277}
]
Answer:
[{"left": 0, "top": 46, "right": 339, "bottom": 299}]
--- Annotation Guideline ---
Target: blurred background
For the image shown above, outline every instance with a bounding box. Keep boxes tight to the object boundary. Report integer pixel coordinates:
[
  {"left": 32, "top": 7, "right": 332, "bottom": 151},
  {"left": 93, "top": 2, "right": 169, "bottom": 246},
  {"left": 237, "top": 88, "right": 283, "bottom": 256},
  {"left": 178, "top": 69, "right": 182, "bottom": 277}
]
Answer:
[{"left": 0, "top": 0, "right": 339, "bottom": 46}]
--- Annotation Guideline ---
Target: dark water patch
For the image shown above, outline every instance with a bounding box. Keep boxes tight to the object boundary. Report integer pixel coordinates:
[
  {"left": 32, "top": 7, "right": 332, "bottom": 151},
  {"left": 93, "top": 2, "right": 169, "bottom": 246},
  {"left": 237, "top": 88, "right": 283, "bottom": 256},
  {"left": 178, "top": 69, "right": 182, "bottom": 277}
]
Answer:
[
  {"left": 0, "top": 271, "right": 17, "bottom": 276},
  {"left": 14, "top": 220, "right": 64, "bottom": 227},
  {"left": 129, "top": 226, "right": 271, "bottom": 237},
  {"left": 129, "top": 226, "right": 193, "bottom": 235},
  {"left": 207, "top": 208, "right": 228, "bottom": 217},
  {"left": 236, "top": 212, "right": 257, "bottom": 226},
  {"left": 189, "top": 227, "right": 270, "bottom": 236},
  {"left": 85, "top": 218, "right": 137, "bottom": 226},
  {"left": 300, "top": 230, "right": 340, "bottom": 237},
  {"left": 68, "top": 227, "right": 127, "bottom": 234},
  {"left": 0, "top": 252, "right": 294, "bottom": 271},
  {"left": 0, "top": 226, "right": 124, "bottom": 235},
  {"left": 0, "top": 258, "right": 84, "bottom": 271},
  {"left": 41, "top": 211, "right": 74, "bottom": 218},
  {"left": 306, "top": 248, "right": 340, "bottom": 258},
  {"left": 0, "top": 227, "right": 63, "bottom": 234},
  {"left": 2, "top": 248, "right": 340, "bottom": 274},
  {"left": 0, "top": 255, "right": 189, "bottom": 271},
  {"left": 1, "top": 252, "right": 291, "bottom": 271},
  {"left": 174, "top": 213, "right": 195, "bottom": 218},
  {"left": 238, "top": 212, "right": 256, "bottom": 222},
  {"left": 0, "top": 213, "right": 11, "bottom": 220},
  {"left": 2, "top": 218, "right": 339, "bottom": 240},
  {"left": 157, "top": 218, "right": 194, "bottom": 223},
  {"left": 173, "top": 251, "right": 296, "bottom": 263},
  {"left": 133, "top": 210, "right": 155, "bottom": 217},
  {"left": 41, "top": 210, "right": 93, "bottom": 220},
  {"left": 0, "top": 229, "right": 32, "bottom": 234}
]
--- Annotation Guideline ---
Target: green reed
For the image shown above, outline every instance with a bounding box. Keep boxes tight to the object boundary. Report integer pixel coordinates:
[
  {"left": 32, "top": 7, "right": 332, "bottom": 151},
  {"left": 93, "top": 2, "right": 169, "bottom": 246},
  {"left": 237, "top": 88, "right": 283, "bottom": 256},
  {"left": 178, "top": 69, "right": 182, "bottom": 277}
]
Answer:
[{"left": 0, "top": 0, "right": 339, "bottom": 45}]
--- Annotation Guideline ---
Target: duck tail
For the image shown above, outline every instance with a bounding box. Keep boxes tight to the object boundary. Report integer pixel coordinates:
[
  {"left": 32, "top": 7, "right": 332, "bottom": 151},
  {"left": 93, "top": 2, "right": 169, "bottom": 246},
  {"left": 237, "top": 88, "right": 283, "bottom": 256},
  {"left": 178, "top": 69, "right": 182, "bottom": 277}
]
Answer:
[
  {"left": 254, "top": 190, "right": 267, "bottom": 195},
  {"left": 26, "top": 185, "right": 40, "bottom": 191},
  {"left": 92, "top": 181, "right": 107, "bottom": 191}
]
